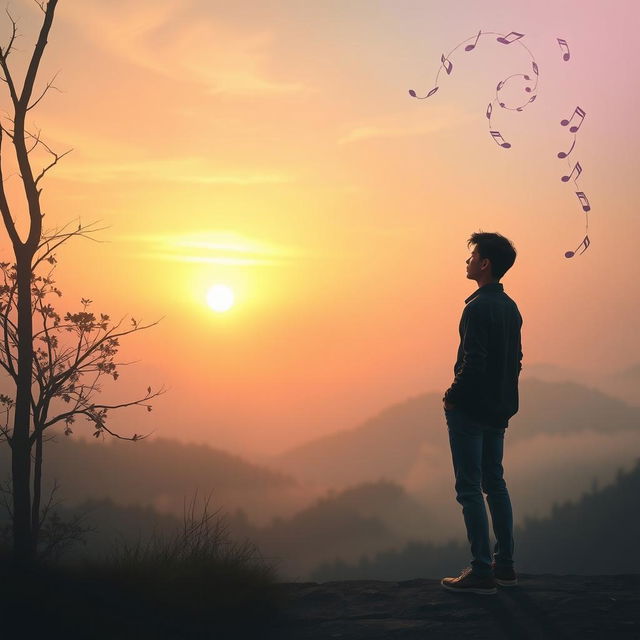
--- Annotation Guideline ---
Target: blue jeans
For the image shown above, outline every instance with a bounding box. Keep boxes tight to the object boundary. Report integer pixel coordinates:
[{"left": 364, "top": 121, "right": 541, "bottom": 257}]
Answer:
[{"left": 445, "top": 407, "right": 514, "bottom": 576}]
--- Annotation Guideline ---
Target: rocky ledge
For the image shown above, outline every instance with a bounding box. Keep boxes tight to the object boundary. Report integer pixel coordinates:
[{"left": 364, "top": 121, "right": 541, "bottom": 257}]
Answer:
[{"left": 273, "top": 574, "right": 640, "bottom": 639}]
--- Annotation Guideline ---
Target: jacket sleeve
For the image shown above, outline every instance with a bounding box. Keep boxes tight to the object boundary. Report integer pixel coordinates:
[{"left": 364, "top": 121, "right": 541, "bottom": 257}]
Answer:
[{"left": 444, "top": 303, "right": 489, "bottom": 405}]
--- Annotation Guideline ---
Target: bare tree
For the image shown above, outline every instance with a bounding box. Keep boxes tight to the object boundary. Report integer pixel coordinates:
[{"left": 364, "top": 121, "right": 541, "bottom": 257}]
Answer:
[{"left": 0, "top": 1, "right": 161, "bottom": 564}]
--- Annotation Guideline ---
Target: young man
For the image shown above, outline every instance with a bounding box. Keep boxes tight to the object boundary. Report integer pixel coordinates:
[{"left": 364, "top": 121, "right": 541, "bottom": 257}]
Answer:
[{"left": 441, "top": 232, "right": 523, "bottom": 595}]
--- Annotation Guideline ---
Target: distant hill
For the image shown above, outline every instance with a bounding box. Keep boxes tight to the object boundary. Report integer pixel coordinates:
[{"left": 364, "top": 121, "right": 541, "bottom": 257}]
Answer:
[
  {"left": 312, "top": 459, "right": 640, "bottom": 580},
  {"left": 273, "top": 378, "right": 640, "bottom": 487},
  {"left": 0, "top": 436, "right": 296, "bottom": 522},
  {"left": 229, "top": 480, "right": 431, "bottom": 578}
]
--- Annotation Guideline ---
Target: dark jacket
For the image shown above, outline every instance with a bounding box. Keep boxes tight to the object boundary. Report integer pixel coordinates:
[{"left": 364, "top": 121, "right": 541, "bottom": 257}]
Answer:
[{"left": 444, "top": 282, "right": 523, "bottom": 428}]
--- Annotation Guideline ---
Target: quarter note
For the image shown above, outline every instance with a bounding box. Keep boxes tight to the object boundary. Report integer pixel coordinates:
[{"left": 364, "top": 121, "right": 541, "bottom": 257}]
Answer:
[
  {"left": 561, "top": 106, "right": 586, "bottom": 133},
  {"left": 490, "top": 130, "right": 511, "bottom": 148},
  {"left": 440, "top": 53, "right": 453, "bottom": 75},
  {"left": 561, "top": 162, "right": 582, "bottom": 183},
  {"left": 557, "top": 38, "right": 570, "bottom": 61},
  {"left": 575, "top": 191, "right": 591, "bottom": 212},
  {"left": 528, "top": 94, "right": 537, "bottom": 104},
  {"left": 486, "top": 102, "right": 492, "bottom": 119},
  {"left": 409, "top": 86, "right": 439, "bottom": 99},
  {"left": 565, "top": 235, "right": 590, "bottom": 258},
  {"left": 465, "top": 30, "right": 481, "bottom": 52},
  {"left": 497, "top": 31, "right": 525, "bottom": 45},
  {"left": 532, "top": 61, "right": 539, "bottom": 76},
  {"left": 496, "top": 80, "right": 505, "bottom": 91},
  {"left": 557, "top": 138, "right": 575, "bottom": 159}
]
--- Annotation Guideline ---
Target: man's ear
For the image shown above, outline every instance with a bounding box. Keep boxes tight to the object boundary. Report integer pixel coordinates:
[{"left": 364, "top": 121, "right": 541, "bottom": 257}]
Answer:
[{"left": 480, "top": 258, "right": 491, "bottom": 271}]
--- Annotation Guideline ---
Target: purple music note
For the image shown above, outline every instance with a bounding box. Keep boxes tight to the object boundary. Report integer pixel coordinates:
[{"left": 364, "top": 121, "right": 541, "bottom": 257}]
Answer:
[
  {"left": 497, "top": 31, "right": 525, "bottom": 45},
  {"left": 575, "top": 191, "right": 591, "bottom": 212},
  {"left": 441, "top": 53, "right": 453, "bottom": 75},
  {"left": 532, "top": 61, "right": 539, "bottom": 76},
  {"left": 490, "top": 130, "right": 511, "bottom": 148},
  {"left": 409, "top": 86, "right": 439, "bottom": 99},
  {"left": 496, "top": 80, "right": 505, "bottom": 91},
  {"left": 557, "top": 38, "right": 570, "bottom": 61},
  {"left": 561, "top": 106, "right": 586, "bottom": 133},
  {"left": 557, "top": 138, "right": 575, "bottom": 159},
  {"left": 565, "top": 235, "right": 590, "bottom": 258},
  {"left": 465, "top": 30, "right": 481, "bottom": 52},
  {"left": 528, "top": 94, "right": 537, "bottom": 104},
  {"left": 486, "top": 103, "right": 493, "bottom": 119},
  {"left": 561, "top": 162, "right": 582, "bottom": 182}
]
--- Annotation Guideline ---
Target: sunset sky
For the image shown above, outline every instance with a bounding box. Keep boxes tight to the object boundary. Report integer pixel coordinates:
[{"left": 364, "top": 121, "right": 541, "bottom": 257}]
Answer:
[{"left": 1, "top": 0, "right": 638, "bottom": 455}]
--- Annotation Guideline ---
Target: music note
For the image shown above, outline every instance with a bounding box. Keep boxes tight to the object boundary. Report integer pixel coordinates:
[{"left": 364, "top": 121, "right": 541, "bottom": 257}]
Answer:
[
  {"left": 557, "top": 38, "right": 570, "bottom": 61},
  {"left": 532, "top": 61, "right": 539, "bottom": 76},
  {"left": 496, "top": 80, "right": 505, "bottom": 91},
  {"left": 528, "top": 94, "right": 537, "bottom": 104},
  {"left": 490, "top": 130, "right": 511, "bottom": 148},
  {"left": 497, "top": 31, "right": 525, "bottom": 45},
  {"left": 575, "top": 191, "right": 591, "bottom": 212},
  {"left": 409, "top": 86, "right": 439, "bottom": 99},
  {"left": 557, "top": 138, "right": 576, "bottom": 159},
  {"left": 465, "top": 30, "right": 481, "bottom": 52},
  {"left": 561, "top": 106, "right": 586, "bottom": 133},
  {"left": 561, "top": 162, "right": 582, "bottom": 182},
  {"left": 486, "top": 103, "right": 492, "bottom": 119},
  {"left": 565, "top": 235, "right": 590, "bottom": 258},
  {"left": 441, "top": 53, "right": 453, "bottom": 75}
]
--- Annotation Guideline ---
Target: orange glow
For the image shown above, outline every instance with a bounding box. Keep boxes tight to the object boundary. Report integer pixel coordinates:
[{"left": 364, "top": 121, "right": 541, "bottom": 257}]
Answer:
[{"left": 0, "top": 0, "right": 638, "bottom": 456}]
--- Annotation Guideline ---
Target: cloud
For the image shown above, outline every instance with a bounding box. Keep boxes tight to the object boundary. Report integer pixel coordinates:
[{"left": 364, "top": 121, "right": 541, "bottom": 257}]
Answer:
[
  {"left": 64, "top": 0, "right": 306, "bottom": 96},
  {"left": 126, "top": 231, "right": 306, "bottom": 266},
  {"left": 338, "top": 110, "right": 476, "bottom": 144},
  {"left": 55, "top": 154, "right": 292, "bottom": 185}
]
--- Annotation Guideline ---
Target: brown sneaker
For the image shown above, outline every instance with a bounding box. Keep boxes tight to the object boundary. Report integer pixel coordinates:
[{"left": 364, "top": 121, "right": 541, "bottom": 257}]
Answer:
[
  {"left": 493, "top": 564, "right": 518, "bottom": 587},
  {"left": 441, "top": 567, "right": 497, "bottom": 595}
]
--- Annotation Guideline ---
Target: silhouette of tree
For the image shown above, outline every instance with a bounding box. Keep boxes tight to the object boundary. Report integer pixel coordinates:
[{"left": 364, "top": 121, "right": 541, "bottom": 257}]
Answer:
[{"left": 0, "top": 1, "right": 160, "bottom": 564}]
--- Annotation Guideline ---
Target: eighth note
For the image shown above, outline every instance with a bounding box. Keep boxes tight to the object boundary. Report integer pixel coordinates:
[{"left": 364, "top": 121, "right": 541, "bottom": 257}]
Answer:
[
  {"left": 575, "top": 191, "right": 591, "bottom": 212},
  {"left": 409, "top": 86, "right": 439, "bottom": 99},
  {"left": 496, "top": 31, "right": 525, "bottom": 45},
  {"left": 465, "top": 30, "right": 481, "bottom": 52},
  {"left": 561, "top": 106, "right": 586, "bottom": 133},
  {"left": 557, "top": 138, "right": 576, "bottom": 159},
  {"left": 561, "top": 162, "right": 582, "bottom": 183},
  {"left": 441, "top": 53, "right": 453, "bottom": 75},
  {"left": 490, "top": 130, "right": 511, "bottom": 148},
  {"left": 565, "top": 235, "right": 590, "bottom": 258},
  {"left": 557, "top": 38, "right": 570, "bottom": 61}
]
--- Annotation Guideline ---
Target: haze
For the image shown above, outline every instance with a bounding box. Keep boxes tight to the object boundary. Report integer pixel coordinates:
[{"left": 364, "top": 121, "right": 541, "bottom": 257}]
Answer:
[{"left": 1, "top": 0, "right": 639, "bottom": 457}]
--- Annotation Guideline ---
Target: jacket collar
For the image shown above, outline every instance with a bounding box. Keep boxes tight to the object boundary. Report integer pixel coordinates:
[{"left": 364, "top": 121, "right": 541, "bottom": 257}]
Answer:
[{"left": 465, "top": 282, "right": 503, "bottom": 304}]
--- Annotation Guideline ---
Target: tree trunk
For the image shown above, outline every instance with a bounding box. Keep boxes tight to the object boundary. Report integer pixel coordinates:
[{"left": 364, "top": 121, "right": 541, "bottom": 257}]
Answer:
[{"left": 11, "top": 255, "right": 35, "bottom": 564}]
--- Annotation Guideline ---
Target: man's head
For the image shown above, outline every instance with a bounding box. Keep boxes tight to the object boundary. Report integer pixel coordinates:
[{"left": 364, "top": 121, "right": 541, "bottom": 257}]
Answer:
[{"left": 466, "top": 232, "right": 517, "bottom": 283}]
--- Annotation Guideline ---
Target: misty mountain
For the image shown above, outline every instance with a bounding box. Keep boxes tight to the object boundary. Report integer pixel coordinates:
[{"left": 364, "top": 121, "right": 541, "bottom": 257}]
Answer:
[
  {"left": 273, "top": 378, "right": 640, "bottom": 487},
  {"left": 227, "top": 480, "right": 431, "bottom": 578},
  {"left": 0, "top": 436, "right": 296, "bottom": 522},
  {"left": 312, "top": 459, "right": 640, "bottom": 580},
  {"left": 523, "top": 361, "right": 640, "bottom": 407}
]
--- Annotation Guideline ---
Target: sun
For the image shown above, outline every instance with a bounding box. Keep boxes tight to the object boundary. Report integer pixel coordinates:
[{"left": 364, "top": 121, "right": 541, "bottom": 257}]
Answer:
[{"left": 206, "top": 284, "right": 235, "bottom": 312}]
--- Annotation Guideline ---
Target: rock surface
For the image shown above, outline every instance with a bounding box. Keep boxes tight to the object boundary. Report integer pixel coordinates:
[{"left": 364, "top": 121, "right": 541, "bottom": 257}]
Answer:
[{"left": 273, "top": 574, "right": 640, "bottom": 639}]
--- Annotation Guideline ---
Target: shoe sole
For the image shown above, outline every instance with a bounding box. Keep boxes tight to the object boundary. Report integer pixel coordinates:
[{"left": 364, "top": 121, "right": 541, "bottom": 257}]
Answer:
[
  {"left": 441, "top": 580, "right": 497, "bottom": 595},
  {"left": 495, "top": 578, "right": 518, "bottom": 587}
]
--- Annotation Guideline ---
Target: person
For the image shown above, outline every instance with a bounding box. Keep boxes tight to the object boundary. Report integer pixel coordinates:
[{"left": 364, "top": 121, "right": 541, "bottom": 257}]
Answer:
[{"left": 440, "top": 231, "right": 523, "bottom": 595}]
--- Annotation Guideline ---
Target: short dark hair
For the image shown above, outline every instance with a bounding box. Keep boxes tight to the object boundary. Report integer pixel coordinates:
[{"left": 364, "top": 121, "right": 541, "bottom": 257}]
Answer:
[{"left": 468, "top": 231, "right": 517, "bottom": 280}]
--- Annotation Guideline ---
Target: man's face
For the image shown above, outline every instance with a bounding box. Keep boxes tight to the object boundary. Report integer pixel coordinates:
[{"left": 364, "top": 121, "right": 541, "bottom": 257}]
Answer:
[{"left": 466, "top": 246, "right": 487, "bottom": 281}]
